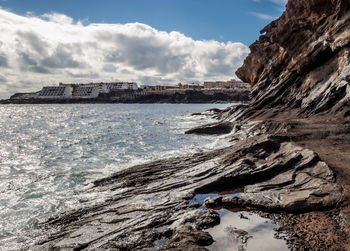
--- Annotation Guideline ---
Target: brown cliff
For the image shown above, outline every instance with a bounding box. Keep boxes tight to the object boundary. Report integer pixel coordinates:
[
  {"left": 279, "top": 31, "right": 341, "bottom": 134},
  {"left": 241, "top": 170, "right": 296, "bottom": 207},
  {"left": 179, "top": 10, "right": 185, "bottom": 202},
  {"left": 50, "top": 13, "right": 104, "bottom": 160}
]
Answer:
[
  {"left": 234, "top": 0, "right": 350, "bottom": 249},
  {"left": 236, "top": 0, "right": 350, "bottom": 117}
]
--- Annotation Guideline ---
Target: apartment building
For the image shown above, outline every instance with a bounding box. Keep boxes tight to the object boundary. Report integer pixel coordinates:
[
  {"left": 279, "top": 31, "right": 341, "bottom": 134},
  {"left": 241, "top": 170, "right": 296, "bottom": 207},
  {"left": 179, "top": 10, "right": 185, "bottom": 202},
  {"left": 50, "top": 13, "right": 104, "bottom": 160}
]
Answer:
[
  {"left": 73, "top": 86, "right": 100, "bottom": 98},
  {"left": 38, "top": 86, "right": 73, "bottom": 98}
]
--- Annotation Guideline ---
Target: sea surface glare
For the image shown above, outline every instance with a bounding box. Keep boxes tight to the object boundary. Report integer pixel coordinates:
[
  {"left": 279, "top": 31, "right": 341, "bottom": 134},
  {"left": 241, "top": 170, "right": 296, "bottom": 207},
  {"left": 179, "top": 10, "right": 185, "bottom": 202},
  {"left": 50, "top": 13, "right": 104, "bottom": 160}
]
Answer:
[{"left": 0, "top": 103, "right": 232, "bottom": 250}]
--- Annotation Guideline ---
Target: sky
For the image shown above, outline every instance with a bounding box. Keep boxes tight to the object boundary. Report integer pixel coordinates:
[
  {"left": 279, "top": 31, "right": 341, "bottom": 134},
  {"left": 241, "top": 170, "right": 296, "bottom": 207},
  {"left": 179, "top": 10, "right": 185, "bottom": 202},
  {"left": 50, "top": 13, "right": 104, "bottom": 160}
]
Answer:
[{"left": 0, "top": 0, "right": 287, "bottom": 98}]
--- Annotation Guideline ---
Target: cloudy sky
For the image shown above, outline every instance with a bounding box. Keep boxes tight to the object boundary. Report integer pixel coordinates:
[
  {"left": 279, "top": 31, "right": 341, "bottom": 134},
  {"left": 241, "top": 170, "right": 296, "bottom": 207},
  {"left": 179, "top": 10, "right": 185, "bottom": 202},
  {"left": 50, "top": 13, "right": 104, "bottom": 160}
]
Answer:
[{"left": 0, "top": 0, "right": 286, "bottom": 98}]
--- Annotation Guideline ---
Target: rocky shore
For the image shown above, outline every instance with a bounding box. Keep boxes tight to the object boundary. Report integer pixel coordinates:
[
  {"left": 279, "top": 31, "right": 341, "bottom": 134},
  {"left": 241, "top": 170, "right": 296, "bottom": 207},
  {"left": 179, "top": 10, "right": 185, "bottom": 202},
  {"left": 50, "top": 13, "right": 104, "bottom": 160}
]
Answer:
[
  {"left": 30, "top": 109, "right": 349, "bottom": 250},
  {"left": 30, "top": 0, "right": 350, "bottom": 250}
]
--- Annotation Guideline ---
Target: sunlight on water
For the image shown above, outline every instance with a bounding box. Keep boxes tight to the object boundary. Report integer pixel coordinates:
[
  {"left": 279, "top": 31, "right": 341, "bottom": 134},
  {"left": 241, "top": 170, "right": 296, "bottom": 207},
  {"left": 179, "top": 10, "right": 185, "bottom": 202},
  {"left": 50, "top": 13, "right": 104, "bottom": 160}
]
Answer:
[
  {"left": 207, "top": 209, "right": 288, "bottom": 251},
  {"left": 0, "top": 103, "right": 232, "bottom": 250}
]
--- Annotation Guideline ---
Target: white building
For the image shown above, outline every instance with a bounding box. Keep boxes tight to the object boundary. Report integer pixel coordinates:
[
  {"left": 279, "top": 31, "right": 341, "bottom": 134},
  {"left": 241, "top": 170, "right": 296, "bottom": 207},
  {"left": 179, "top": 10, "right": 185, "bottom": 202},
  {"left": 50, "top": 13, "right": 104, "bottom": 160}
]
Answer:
[
  {"left": 126, "top": 82, "right": 138, "bottom": 90},
  {"left": 226, "top": 79, "right": 250, "bottom": 89},
  {"left": 73, "top": 86, "right": 100, "bottom": 98},
  {"left": 38, "top": 86, "right": 73, "bottom": 98},
  {"left": 107, "top": 82, "right": 138, "bottom": 91},
  {"left": 37, "top": 82, "right": 139, "bottom": 99}
]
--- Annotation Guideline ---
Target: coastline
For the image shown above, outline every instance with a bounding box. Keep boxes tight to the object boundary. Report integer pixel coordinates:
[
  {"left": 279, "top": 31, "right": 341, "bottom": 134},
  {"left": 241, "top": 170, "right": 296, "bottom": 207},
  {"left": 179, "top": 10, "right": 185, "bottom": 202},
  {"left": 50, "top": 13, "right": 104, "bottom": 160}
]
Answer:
[
  {"left": 28, "top": 105, "right": 349, "bottom": 250},
  {"left": 0, "top": 89, "right": 250, "bottom": 105},
  {"left": 0, "top": 103, "right": 237, "bottom": 251},
  {"left": 0, "top": 99, "right": 248, "bottom": 105},
  {"left": 5, "top": 0, "right": 349, "bottom": 249}
]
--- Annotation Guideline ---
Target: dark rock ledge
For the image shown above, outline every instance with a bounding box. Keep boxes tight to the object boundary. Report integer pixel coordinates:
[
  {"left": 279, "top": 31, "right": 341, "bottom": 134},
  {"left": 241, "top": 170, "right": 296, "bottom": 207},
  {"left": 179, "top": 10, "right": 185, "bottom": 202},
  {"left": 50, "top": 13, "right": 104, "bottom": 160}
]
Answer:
[
  {"left": 30, "top": 134, "right": 342, "bottom": 250},
  {"left": 185, "top": 121, "right": 234, "bottom": 135}
]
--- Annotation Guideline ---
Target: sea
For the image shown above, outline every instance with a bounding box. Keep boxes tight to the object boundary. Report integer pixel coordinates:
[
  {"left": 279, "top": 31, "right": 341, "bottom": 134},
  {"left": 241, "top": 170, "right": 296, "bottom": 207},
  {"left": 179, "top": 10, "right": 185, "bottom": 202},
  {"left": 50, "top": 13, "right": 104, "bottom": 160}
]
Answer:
[{"left": 0, "top": 103, "right": 233, "bottom": 250}]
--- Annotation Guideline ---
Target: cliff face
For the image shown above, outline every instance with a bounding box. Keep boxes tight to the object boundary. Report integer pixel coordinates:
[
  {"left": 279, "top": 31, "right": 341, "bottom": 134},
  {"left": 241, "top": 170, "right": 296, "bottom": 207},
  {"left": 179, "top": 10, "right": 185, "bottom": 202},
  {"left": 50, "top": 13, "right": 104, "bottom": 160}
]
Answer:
[{"left": 236, "top": 0, "right": 350, "bottom": 117}]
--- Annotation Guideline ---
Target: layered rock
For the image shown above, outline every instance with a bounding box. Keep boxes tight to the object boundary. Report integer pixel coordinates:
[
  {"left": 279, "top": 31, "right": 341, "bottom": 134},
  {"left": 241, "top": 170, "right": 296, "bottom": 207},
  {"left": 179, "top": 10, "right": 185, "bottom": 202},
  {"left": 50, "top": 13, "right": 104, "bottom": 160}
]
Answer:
[
  {"left": 31, "top": 135, "right": 341, "bottom": 250},
  {"left": 236, "top": 0, "right": 350, "bottom": 117},
  {"left": 185, "top": 121, "right": 234, "bottom": 135},
  {"left": 205, "top": 140, "right": 341, "bottom": 212},
  {"left": 231, "top": 1, "right": 350, "bottom": 248}
]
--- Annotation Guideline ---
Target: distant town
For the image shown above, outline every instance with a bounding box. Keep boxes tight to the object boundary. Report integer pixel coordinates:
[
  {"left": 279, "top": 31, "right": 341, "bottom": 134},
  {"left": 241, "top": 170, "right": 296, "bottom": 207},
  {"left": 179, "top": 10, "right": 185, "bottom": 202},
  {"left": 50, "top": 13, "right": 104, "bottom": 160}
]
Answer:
[
  {"left": 4, "top": 79, "right": 250, "bottom": 104},
  {"left": 10, "top": 79, "right": 250, "bottom": 100}
]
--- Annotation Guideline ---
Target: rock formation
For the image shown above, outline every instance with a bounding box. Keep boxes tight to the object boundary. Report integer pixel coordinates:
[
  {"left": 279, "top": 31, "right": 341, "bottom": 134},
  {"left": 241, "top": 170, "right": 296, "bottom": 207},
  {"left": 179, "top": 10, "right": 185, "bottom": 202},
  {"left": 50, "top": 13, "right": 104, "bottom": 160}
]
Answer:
[
  {"left": 185, "top": 121, "right": 234, "bottom": 135},
  {"left": 236, "top": 0, "right": 350, "bottom": 118},
  {"left": 31, "top": 135, "right": 342, "bottom": 250}
]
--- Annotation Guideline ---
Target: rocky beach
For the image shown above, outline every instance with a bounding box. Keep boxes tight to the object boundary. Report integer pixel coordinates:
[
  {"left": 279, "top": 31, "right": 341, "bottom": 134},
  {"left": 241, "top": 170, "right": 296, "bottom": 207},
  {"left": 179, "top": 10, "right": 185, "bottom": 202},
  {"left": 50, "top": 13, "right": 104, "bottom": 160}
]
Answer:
[{"left": 29, "top": 0, "right": 350, "bottom": 250}]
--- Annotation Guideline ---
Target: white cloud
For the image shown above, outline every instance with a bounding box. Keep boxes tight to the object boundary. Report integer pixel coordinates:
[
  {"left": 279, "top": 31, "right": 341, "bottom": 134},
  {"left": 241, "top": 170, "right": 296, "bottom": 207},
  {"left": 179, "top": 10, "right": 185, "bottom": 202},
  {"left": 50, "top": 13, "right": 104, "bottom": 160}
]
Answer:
[
  {"left": 0, "top": 74, "right": 6, "bottom": 82},
  {"left": 269, "top": 0, "right": 287, "bottom": 5},
  {"left": 42, "top": 12, "right": 74, "bottom": 24},
  {"left": 251, "top": 0, "right": 286, "bottom": 20},
  {"left": 250, "top": 12, "right": 276, "bottom": 20},
  {"left": 253, "top": 0, "right": 287, "bottom": 5},
  {"left": 0, "top": 8, "right": 249, "bottom": 99}
]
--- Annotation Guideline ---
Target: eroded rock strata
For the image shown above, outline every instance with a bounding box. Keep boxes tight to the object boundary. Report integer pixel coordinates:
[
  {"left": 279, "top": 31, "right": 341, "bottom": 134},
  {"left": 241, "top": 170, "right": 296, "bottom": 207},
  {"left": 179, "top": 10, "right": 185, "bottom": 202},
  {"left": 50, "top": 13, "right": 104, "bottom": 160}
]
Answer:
[
  {"left": 31, "top": 135, "right": 342, "bottom": 250},
  {"left": 31, "top": 0, "right": 350, "bottom": 250},
  {"left": 236, "top": 0, "right": 350, "bottom": 118},
  {"left": 185, "top": 121, "right": 234, "bottom": 135},
  {"left": 234, "top": 0, "right": 350, "bottom": 248}
]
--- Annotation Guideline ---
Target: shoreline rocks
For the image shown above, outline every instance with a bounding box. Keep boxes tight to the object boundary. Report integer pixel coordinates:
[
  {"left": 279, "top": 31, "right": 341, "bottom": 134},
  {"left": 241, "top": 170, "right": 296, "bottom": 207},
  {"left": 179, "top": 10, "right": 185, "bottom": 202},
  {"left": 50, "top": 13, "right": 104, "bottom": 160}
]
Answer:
[
  {"left": 185, "top": 121, "right": 234, "bottom": 135},
  {"left": 30, "top": 133, "right": 343, "bottom": 250}
]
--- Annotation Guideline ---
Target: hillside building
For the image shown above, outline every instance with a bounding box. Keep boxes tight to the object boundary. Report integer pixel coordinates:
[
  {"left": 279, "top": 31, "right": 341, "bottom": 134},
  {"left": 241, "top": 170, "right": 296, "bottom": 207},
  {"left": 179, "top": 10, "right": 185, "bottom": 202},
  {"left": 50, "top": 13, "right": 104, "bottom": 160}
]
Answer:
[
  {"left": 227, "top": 79, "right": 250, "bottom": 88},
  {"left": 107, "top": 82, "right": 138, "bottom": 90},
  {"left": 204, "top": 81, "right": 227, "bottom": 89},
  {"left": 204, "top": 80, "right": 250, "bottom": 89},
  {"left": 73, "top": 86, "right": 100, "bottom": 98},
  {"left": 38, "top": 86, "right": 73, "bottom": 99}
]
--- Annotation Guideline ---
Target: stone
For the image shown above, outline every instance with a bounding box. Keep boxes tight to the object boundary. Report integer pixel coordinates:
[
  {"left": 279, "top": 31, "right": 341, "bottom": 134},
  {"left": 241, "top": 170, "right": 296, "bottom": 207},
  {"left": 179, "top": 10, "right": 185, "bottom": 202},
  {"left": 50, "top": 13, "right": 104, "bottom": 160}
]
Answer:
[
  {"left": 236, "top": 0, "right": 350, "bottom": 118},
  {"left": 30, "top": 134, "right": 342, "bottom": 250},
  {"left": 185, "top": 121, "right": 234, "bottom": 135}
]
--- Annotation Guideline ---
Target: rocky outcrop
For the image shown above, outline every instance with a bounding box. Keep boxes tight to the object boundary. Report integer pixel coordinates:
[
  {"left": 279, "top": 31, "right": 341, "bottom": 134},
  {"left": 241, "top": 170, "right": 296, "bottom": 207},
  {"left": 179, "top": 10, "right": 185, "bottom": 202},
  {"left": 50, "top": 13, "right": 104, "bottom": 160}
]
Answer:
[
  {"left": 31, "top": 134, "right": 341, "bottom": 250},
  {"left": 236, "top": 0, "right": 350, "bottom": 118},
  {"left": 205, "top": 140, "right": 341, "bottom": 212},
  {"left": 185, "top": 121, "right": 234, "bottom": 135}
]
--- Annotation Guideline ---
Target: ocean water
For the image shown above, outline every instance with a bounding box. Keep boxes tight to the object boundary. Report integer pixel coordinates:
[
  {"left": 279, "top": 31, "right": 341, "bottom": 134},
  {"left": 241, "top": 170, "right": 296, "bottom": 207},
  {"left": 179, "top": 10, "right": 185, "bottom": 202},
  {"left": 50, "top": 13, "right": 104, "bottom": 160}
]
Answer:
[{"left": 0, "top": 103, "right": 232, "bottom": 250}]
